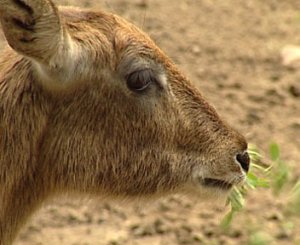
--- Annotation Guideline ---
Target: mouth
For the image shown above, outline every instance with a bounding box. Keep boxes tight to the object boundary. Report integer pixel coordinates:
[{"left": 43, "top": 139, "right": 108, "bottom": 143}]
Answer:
[{"left": 202, "top": 178, "right": 233, "bottom": 190}]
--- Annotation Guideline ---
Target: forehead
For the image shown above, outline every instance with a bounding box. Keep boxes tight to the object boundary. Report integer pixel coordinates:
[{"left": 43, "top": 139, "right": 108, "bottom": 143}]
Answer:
[{"left": 60, "top": 7, "right": 158, "bottom": 52}]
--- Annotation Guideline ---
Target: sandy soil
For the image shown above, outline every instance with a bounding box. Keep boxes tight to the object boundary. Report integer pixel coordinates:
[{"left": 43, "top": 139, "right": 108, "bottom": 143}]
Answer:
[{"left": 1, "top": 0, "right": 300, "bottom": 244}]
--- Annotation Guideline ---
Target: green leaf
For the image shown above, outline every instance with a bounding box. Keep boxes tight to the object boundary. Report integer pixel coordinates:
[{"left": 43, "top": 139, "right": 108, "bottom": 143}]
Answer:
[
  {"left": 269, "top": 143, "right": 280, "bottom": 161},
  {"left": 248, "top": 145, "right": 262, "bottom": 164},
  {"left": 220, "top": 210, "right": 236, "bottom": 229},
  {"left": 292, "top": 180, "right": 300, "bottom": 193},
  {"left": 246, "top": 172, "right": 259, "bottom": 189},
  {"left": 272, "top": 160, "right": 289, "bottom": 195},
  {"left": 221, "top": 143, "right": 275, "bottom": 227},
  {"left": 288, "top": 181, "right": 300, "bottom": 215},
  {"left": 246, "top": 173, "right": 270, "bottom": 189},
  {"left": 256, "top": 178, "right": 270, "bottom": 188},
  {"left": 228, "top": 187, "right": 244, "bottom": 211},
  {"left": 250, "top": 163, "right": 272, "bottom": 173}
]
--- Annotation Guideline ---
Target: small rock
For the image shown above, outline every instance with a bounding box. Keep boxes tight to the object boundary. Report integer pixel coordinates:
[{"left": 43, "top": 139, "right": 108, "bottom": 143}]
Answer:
[
  {"left": 154, "top": 219, "right": 170, "bottom": 234},
  {"left": 248, "top": 94, "right": 264, "bottom": 102},
  {"left": 109, "top": 241, "right": 119, "bottom": 245},
  {"left": 181, "top": 224, "right": 193, "bottom": 233},
  {"left": 192, "top": 232, "right": 204, "bottom": 242},
  {"left": 281, "top": 45, "right": 300, "bottom": 67},
  {"left": 276, "top": 222, "right": 295, "bottom": 240},
  {"left": 276, "top": 231, "right": 290, "bottom": 240},
  {"left": 191, "top": 45, "right": 201, "bottom": 55},
  {"left": 265, "top": 88, "right": 283, "bottom": 98},
  {"left": 266, "top": 211, "right": 283, "bottom": 221},
  {"left": 202, "top": 226, "right": 215, "bottom": 238},
  {"left": 225, "top": 92, "right": 237, "bottom": 99},
  {"left": 289, "top": 85, "right": 300, "bottom": 98},
  {"left": 246, "top": 112, "right": 261, "bottom": 123},
  {"left": 134, "top": 0, "right": 148, "bottom": 8},
  {"left": 175, "top": 227, "right": 193, "bottom": 244},
  {"left": 270, "top": 73, "right": 281, "bottom": 82},
  {"left": 158, "top": 202, "right": 171, "bottom": 212},
  {"left": 131, "top": 224, "right": 155, "bottom": 237},
  {"left": 290, "top": 120, "right": 300, "bottom": 130},
  {"left": 227, "top": 229, "right": 243, "bottom": 238}
]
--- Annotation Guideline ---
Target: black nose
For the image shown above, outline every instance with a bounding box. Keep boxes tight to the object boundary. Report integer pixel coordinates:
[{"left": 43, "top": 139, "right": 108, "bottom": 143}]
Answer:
[{"left": 236, "top": 152, "right": 250, "bottom": 172}]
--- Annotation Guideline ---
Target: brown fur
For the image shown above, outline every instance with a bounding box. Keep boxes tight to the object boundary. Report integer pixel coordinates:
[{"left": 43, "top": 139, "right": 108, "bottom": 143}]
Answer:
[{"left": 0, "top": 1, "right": 248, "bottom": 244}]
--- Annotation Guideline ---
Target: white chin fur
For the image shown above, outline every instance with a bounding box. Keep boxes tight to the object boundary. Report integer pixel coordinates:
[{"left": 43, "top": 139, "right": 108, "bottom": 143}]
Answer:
[{"left": 180, "top": 182, "right": 231, "bottom": 205}]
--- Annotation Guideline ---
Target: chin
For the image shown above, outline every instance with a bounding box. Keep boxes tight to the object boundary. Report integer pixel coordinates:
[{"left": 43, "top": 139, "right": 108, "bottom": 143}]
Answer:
[{"left": 180, "top": 181, "right": 233, "bottom": 204}]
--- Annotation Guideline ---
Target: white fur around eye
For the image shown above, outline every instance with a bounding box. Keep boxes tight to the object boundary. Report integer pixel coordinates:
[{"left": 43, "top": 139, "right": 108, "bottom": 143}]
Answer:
[{"left": 159, "top": 73, "right": 167, "bottom": 88}]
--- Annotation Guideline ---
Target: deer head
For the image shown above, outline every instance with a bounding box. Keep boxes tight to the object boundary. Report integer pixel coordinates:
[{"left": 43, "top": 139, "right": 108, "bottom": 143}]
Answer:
[{"left": 0, "top": 0, "right": 250, "bottom": 244}]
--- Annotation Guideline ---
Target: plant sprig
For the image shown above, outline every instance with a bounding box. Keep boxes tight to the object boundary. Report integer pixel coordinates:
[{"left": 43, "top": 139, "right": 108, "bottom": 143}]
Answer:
[
  {"left": 222, "top": 142, "right": 298, "bottom": 229},
  {"left": 221, "top": 144, "right": 270, "bottom": 229}
]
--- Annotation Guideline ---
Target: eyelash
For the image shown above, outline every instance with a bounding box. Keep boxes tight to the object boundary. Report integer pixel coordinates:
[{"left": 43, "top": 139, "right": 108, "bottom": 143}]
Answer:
[{"left": 126, "top": 69, "right": 156, "bottom": 92}]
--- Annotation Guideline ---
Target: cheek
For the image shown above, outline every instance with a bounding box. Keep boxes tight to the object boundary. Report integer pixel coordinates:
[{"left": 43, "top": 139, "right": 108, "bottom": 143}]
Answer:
[
  {"left": 97, "top": 86, "right": 178, "bottom": 147},
  {"left": 208, "top": 161, "right": 242, "bottom": 183}
]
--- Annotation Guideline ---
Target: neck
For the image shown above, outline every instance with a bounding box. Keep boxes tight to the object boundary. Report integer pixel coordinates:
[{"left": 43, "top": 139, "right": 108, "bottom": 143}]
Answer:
[{"left": 0, "top": 175, "right": 46, "bottom": 245}]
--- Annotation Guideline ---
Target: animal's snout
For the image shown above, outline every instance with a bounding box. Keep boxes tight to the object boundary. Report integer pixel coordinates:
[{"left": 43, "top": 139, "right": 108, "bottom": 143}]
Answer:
[{"left": 235, "top": 152, "right": 250, "bottom": 172}]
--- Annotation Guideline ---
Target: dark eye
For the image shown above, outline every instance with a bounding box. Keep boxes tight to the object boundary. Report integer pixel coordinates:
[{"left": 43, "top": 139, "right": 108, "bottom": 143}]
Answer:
[{"left": 126, "top": 69, "right": 154, "bottom": 92}]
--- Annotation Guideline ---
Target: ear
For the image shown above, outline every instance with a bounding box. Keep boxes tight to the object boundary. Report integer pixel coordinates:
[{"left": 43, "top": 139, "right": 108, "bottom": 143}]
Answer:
[{"left": 0, "top": 0, "right": 79, "bottom": 87}]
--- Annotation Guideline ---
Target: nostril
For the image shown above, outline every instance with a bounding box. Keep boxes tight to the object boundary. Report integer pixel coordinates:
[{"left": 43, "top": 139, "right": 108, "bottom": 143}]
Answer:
[{"left": 236, "top": 152, "right": 250, "bottom": 172}]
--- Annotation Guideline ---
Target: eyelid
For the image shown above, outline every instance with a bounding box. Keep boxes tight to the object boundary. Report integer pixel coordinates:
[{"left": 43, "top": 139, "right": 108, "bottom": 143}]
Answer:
[
  {"left": 126, "top": 68, "right": 153, "bottom": 78},
  {"left": 126, "top": 68, "right": 158, "bottom": 86},
  {"left": 126, "top": 68, "right": 154, "bottom": 92},
  {"left": 118, "top": 57, "right": 167, "bottom": 90}
]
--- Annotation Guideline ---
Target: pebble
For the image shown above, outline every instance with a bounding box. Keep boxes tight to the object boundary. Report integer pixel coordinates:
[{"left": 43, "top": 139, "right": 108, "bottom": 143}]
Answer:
[
  {"left": 227, "top": 229, "right": 243, "bottom": 238},
  {"left": 281, "top": 45, "right": 300, "bottom": 67},
  {"left": 289, "top": 85, "right": 300, "bottom": 98},
  {"left": 192, "top": 232, "right": 204, "bottom": 241},
  {"left": 154, "top": 218, "right": 170, "bottom": 234},
  {"left": 191, "top": 45, "right": 201, "bottom": 55},
  {"left": 266, "top": 211, "right": 283, "bottom": 221},
  {"left": 290, "top": 120, "right": 300, "bottom": 130},
  {"left": 246, "top": 112, "right": 261, "bottom": 123},
  {"left": 134, "top": 0, "right": 148, "bottom": 8}
]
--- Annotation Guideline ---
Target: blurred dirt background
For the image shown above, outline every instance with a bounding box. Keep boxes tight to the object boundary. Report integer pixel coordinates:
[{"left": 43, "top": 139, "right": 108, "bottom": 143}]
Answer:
[{"left": 1, "top": 0, "right": 300, "bottom": 244}]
